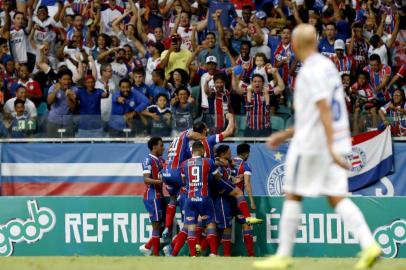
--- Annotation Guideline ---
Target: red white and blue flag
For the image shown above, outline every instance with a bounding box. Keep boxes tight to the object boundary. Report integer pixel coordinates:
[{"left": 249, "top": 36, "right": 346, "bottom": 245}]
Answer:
[{"left": 347, "top": 127, "right": 394, "bottom": 191}]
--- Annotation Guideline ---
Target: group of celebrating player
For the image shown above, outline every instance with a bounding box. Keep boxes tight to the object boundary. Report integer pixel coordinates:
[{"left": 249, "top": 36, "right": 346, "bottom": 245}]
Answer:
[{"left": 139, "top": 114, "right": 262, "bottom": 257}]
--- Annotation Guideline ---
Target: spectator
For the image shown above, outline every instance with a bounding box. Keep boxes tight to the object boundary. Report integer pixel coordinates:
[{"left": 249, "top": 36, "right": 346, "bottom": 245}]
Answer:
[
  {"left": 318, "top": 22, "right": 337, "bottom": 57},
  {"left": 12, "top": 64, "right": 43, "bottom": 107},
  {"left": 168, "top": 68, "right": 190, "bottom": 94},
  {"left": 330, "top": 39, "right": 355, "bottom": 77},
  {"left": 379, "top": 88, "right": 406, "bottom": 136},
  {"left": 346, "top": 22, "right": 369, "bottom": 70},
  {"left": 143, "top": 93, "right": 171, "bottom": 137},
  {"left": 111, "top": 48, "right": 129, "bottom": 89},
  {"left": 160, "top": 34, "right": 192, "bottom": 79},
  {"left": 363, "top": 54, "right": 391, "bottom": 103},
  {"left": 46, "top": 68, "right": 77, "bottom": 137},
  {"left": 148, "top": 68, "right": 170, "bottom": 103},
  {"left": 4, "top": 85, "right": 37, "bottom": 120},
  {"left": 9, "top": 98, "right": 35, "bottom": 138},
  {"left": 108, "top": 78, "right": 150, "bottom": 137},
  {"left": 145, "top": 41, "right": 165, "bottom": 86},
  {"left": 69, "top": 75, "right": 110, "bottom": 138},
  {"left": 95, "top": 63, "right": 116, "bottom": 125},
  {"left": 132, "top": 68, "right": 150, "bottom": 97},
  {"left": 170, "top": 86, "right": 195, "bottom": 136}
]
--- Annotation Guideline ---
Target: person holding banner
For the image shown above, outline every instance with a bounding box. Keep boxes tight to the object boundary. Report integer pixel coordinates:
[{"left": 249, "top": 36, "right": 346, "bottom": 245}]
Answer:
[{"left": 253, "top": 24, "right": 381, "bottom": 269}]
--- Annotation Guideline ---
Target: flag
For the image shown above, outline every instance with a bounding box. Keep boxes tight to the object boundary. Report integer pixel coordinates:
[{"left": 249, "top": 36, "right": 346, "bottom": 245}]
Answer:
[{"left": 347, "top": 127, "right": 394, "bottom": 191}]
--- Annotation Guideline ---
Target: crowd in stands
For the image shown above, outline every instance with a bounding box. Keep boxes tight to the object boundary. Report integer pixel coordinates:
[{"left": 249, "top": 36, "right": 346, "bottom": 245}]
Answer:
[{"left": 0, "top": 0, "right": 404, "bottom": 138}]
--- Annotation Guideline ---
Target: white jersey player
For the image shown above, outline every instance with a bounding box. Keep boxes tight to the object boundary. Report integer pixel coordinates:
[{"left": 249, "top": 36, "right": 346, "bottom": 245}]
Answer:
[{"left": 254, "top": 24, "right": 381, "bottom": 270}]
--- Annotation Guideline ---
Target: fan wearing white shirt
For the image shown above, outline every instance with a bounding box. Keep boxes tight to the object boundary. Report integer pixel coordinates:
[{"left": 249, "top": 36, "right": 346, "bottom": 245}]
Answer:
[
  {"left": 254, "top": 24, "right": 381, "bottom": 270},
  {"left": 4, "top": 86, "right": 37, "bottom": 120}
]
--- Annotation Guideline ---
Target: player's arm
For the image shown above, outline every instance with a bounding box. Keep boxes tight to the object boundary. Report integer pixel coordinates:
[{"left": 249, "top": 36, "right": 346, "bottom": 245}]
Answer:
[
  {"left": 1, "top": 2, "right": 11, "bottom": 39},
  {"left": 266, "top": 127, "right": 294, "bottom": 149},
  {"left": 143, "top": 173, "right": 163, "bottom": 185},
  {"left": 316, "top": 99, "right": 350, "bottom": 169},
  {"left": 186, "top": 130, "right": 205, "bottom": 141},
  {"left": 244, "top": 173, "right": 256, "bottom": 209}
]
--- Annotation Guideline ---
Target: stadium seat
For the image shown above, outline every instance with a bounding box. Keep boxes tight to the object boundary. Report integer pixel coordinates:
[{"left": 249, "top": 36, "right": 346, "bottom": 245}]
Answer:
[
  {"left": 276, "top": 105, "right": 292, "bottom": 120},
  {"left": 271, "top": 116, "right": 285, "bottom": 132},
  {"left": 235, "top": 115, "right": 247, "bottom": 137},
  {"left": 285, "top": 116, "right": 294, "bottom": 128}
]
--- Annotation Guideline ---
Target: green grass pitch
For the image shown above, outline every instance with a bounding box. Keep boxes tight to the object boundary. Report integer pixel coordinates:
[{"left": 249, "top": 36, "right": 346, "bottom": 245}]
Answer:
[{"left": 0, "top": 257, "right": 405, "bottom": 270}]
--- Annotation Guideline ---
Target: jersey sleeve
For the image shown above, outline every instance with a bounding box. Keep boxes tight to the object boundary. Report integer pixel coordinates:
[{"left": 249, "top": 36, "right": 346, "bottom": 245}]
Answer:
[
  {"left": 209, "top": 159, "right": 219, "bottom": 175},
  {"left": 142, "top": 157, "right": 152, "bottom": 175},
  {"left": 243, "top": 162, "right": 252, "bottom": 175}
]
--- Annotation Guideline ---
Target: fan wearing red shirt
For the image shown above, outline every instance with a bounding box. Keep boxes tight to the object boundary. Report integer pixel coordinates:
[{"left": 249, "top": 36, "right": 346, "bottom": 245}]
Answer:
[
  {"left": 330, "top": 39, "right": 355, "bottom": 78},
  {"left": 14, "top": 64, "right": 42, "bottom": 107},
  {"left": 363, "top": 54, "right": 391, "bottom": 103}
]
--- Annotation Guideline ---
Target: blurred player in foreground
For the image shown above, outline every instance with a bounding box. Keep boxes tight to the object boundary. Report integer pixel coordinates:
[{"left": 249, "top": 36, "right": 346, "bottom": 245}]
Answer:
[{"left": 253, "top": 24, "right": 381, "bottom": 269}]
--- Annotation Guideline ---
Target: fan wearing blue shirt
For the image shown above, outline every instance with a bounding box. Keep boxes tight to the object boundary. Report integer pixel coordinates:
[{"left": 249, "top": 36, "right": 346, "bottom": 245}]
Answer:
[
  {"left": 108, "top": 78, "right": 150, "bottom": 137},
  {"left": 148, "top": 68, "right": 171, "bottom": 104},
  {"left": 318, "top": 22, "right": 337, "bottom": 58},
  {"left": 70, "top": 75, "right": 110, "bottom": 138},
  {"left": 132, "top": 68, "right": 150, "bottom": 97}
]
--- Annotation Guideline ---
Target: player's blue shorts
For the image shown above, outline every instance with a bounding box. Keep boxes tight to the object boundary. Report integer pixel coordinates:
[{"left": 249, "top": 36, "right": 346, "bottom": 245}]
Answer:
[
  {"left": 162, "top": 168, "right": 183, "bottom": 196},
  {"left": 213, "top": 196, "right": 246, "bottom": 229},
  {"left": 143, "top": 198, "right": 165, "bottom": 222},
  {"left": 184, "top": 197, "right": 215, "bottom": 225},
  {"left": 177, "top": 190, "right": 188, "bottom": 221}
]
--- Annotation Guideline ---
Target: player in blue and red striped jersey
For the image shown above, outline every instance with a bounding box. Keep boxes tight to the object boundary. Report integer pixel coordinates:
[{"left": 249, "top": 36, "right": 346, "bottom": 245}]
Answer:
[
  {"left": 232, "top": 143, "right": 255, "bottom": 256},
  {"left": 161, "top": 129, "right": 204, "bottom": 240},
  {"left": 181, "top": 141, "right": 221, "bottom": 256},
  {"left": 213, "top": 144, "right": 256, "bottom": 257},
  {"left": 139, "top": 137, "right": 165, "bottom": 256}
]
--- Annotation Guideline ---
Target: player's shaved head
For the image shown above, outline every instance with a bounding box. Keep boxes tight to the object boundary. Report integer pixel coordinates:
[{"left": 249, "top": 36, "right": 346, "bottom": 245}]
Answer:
[{"left": 292, "top": 24, "right": 318, "bottom": 61}]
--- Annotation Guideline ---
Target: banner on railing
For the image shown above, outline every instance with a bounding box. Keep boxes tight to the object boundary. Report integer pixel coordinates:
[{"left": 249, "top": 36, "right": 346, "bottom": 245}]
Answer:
[
  {"left": 0, "top": 137, "right": 405, "bottom": 196},
  {"left": 0, "top": 196, "right": 404, "bottom": 257}
]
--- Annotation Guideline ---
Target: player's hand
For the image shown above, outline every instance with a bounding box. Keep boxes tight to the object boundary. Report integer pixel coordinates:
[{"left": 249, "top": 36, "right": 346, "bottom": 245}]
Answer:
[
  {"left": 266, "top": 131, "right": 287, "bottom": 149},
  {"left": 329, "top": 148, "right": 351, "bottom": 170},
  {"left": 250, "top": 201, "right": 257, "bottom": 210}
]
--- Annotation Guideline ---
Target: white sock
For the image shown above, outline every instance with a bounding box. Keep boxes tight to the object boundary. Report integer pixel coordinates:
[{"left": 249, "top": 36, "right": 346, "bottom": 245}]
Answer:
[
  {"left": 335, "top": 198, "right": 375, "bottom": 249},
  {"left": 276, "top": 200, "right": 302, "bottom": 257}
]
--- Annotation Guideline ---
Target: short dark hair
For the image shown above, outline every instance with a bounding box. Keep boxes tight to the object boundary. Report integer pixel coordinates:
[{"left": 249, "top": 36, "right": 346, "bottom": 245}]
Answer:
[
  {"left": 37, "top": 5, "right": 48, "bottom": 13},
  {"left": 206, "top": 32, "right": 216, "bottom": 40},
  {"left": 152, "top": 68, "right": 165, "bottom": 80},
  {"left": 156, "top": 93, "right": 168, "bottom": 102},
  {"left": 216, "top": 144, "right": 230, "bottom": 157},
  {"left": 133, "top": 67, "right": 145, "bottom": 76},
  {"left": 241, "top": 40, "right": 252, "bottom": 49},
  {"left": 14, "top": 98, "right": 25, "bottom": 108},
  {"left": 148, "top": 137, "right": 162, "bottom": 151},
  {"left": 0, "top": 37, "right": 7, "bottom": 45},
  {"left": 242, "top": 5, "right": 253, "bottom": 11},
  {"left": 237, "top": 143, "right": 250, "bottom": 155},
  {"left": 252, "top": 74, "right": 265, "bottom": 82},
  {"left": 325, "top": 22, "right": 336, "bottom": 29},
  {"left": 192, "top": 141, "right": 204, "bottom": 152},
  {"left": 369, "top": 54, "right": 381, "bottom": 64},
  {"left": 358, "top": 70, "right": 369, "bottom": 79},
  {"left": 352, "top": 22, "right": 363, "bottom": 29},
  {"left": 119, "top": 78, "right": 132, "bottom": 86},
  {"left": 369, "top": 35, "right": 380, "bottom": 48},
  {"left": 193, "top": 121, "right": 207, "bottom": 133},
  {"left": 57, "top": 69, "right": 73, "bottom": 80},
  {"left": 213, "top": 73, "right": 227, "bottom": 83},
  {"left": 13, "top": 12, "right": 24, "bottom": 19}
]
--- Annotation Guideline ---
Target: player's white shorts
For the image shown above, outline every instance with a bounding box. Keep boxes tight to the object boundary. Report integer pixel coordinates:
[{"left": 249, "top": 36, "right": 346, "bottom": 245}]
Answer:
[{"left": 284, "top": 147, "right": 349, "bottom": 197}]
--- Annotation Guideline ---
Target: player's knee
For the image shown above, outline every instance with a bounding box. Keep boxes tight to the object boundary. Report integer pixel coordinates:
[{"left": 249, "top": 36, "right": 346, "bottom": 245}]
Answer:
[
  {"left": 327, "top": 196, "right": 345, "bottom": 207},
  {"left": 285, "top": 193, "right": 303, "bottom": 201}
]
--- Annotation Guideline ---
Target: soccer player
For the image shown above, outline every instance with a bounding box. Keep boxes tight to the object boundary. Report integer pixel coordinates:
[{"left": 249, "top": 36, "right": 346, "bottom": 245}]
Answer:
[
  {"left": 161, "top": 129, "right": 204, "bottom": 240},
  {"left": 214, "top": 145, "right": 255, "bottom": 257},
  {"left": 181, "top": 141, "right": 220, "bottom": 257},
  {"left": 139, "top": 137, "right": 165, "bottom": 256},
  {"left": 253, "top": 24, "right": 381, "bottom": 269}
]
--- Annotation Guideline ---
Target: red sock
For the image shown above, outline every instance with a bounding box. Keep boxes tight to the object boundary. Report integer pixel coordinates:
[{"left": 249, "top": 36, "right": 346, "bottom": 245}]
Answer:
[
  {"left": 145, "top": 238, "right": 153, "bottom": 249},
  {"left": 152, "top": 236, "right": 160, "bottom": 256},
  {"left": 188, "top": 237, "right": 197, "bottom": 256},
  {"left": 207, "top": 234, "right": 218, "bottom": 255},
  {"left": 237, "top": 198, "right": 251, "bottom": 218},
  {"left": 200, "top": 237, "right": 208, "bottom": 253},
  {"left": 172, "top": 230, "right": 188, "bottom": 256},
  {"left": 195, "top": 226, "right": 203, "bottom": 244},
  {"left": 165, "top": 203, "right": 177, "bottom": 229},
  {"left": 244, "top": 234, "right": 254, "bottom": 256},
  {"left": 222, "top": 239, "right": 231, "bottom": 256}
]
